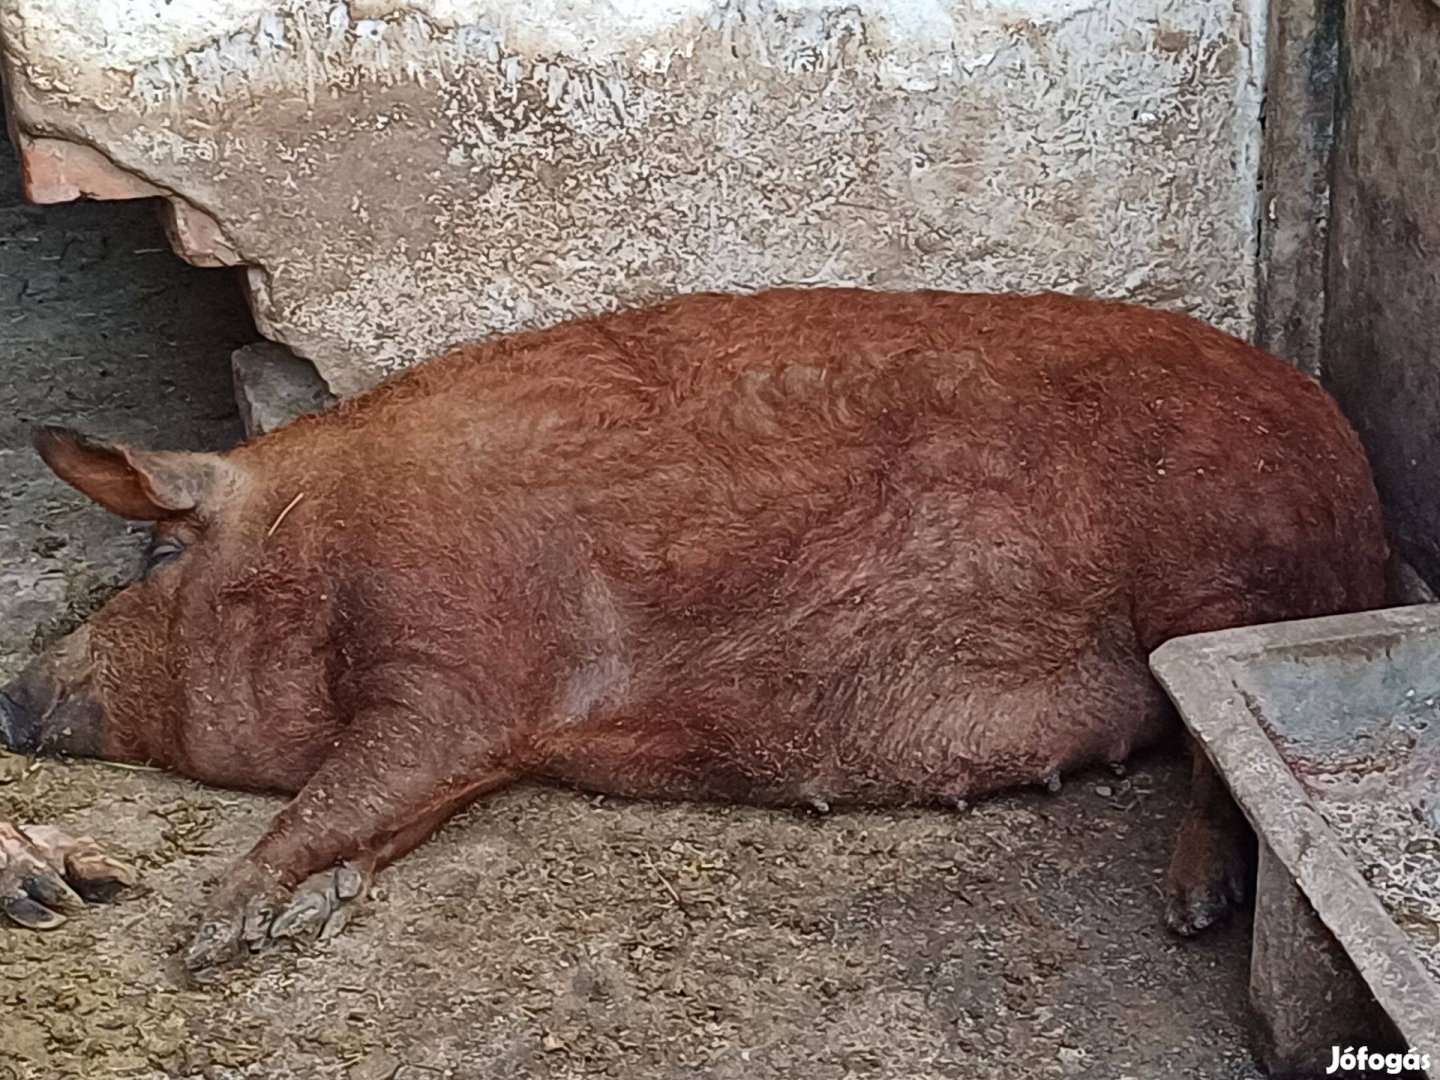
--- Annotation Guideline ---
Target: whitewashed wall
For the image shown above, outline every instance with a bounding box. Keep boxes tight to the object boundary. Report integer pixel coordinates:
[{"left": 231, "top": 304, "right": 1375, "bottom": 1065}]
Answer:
[{"left": 0, "top": 0, "right": 1266, "bottom": 395}]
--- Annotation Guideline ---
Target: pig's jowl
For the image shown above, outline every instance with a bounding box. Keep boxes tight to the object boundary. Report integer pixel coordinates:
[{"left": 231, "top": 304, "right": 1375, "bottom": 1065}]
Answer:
[{"left": 0, "top": 288, "right": 1387, "bottom": 978}]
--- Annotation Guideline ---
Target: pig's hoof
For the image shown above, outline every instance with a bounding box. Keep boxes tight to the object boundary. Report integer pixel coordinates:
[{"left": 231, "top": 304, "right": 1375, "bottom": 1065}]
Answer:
[
  {"left": 0, "top": 821, "right": 135, "bottom": 930},
  {"left": 1163, "top": 805, "right": 1252, "bottom": 937},
  {"left": 270, "top": 863, "right": 367, "bottom": 943},
  {"left": 185, "top": 864, "right": 367, "bottom": 980},
  {"left": 185, "top": 874, "right": 288, "bottom": 979},
  {"left": 1163, "top": 853, "right": 1248, "bottom": 936},
  {"left": 185, "top": 910, "right": 248, "bottom": 980},
  {"left": 20, "top": 824, "right": 137, "bottom": 903}
]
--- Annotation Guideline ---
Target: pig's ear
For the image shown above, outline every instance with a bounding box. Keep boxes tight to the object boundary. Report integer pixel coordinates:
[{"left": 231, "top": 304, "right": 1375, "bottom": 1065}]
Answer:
[{"left": 32, "top": 426, "right": 223, "bottom": 521}]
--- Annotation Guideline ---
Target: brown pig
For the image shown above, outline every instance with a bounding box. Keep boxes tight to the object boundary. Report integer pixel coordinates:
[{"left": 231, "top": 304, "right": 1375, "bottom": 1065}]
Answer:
[{"left": 0, "top": 288, "right": 1388, "bottom": 978}]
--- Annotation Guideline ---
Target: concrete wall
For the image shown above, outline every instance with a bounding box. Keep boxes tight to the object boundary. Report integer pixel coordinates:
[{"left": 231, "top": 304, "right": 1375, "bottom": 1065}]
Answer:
[
  {"left": 0, "top": 0, "right": 1267, "bottom": 395},
  {"left": 1324, "top": 0, "right": 1440, "bottom": 583}
]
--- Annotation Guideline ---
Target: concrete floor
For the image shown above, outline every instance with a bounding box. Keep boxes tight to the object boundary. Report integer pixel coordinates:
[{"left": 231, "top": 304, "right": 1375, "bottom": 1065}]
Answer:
[{"left": 0, "top": 139, "right": 1269, "bottom": 1078}]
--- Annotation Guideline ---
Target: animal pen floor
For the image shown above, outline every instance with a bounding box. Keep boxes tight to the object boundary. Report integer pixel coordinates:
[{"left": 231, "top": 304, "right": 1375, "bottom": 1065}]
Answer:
[{"left": 0, "top": 143, "right": 1266, "bottom": 1079}]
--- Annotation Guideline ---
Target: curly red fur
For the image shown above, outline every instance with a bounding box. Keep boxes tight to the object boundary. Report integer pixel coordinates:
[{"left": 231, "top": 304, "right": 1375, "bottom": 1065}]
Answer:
[{"left": 45, "top": 289, "right": 1385, "bottom": 895}]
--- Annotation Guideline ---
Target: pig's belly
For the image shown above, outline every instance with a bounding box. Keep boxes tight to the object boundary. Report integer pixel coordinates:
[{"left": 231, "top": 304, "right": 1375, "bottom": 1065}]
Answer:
[{"left": 530, "top": 632, "right": 1174, "bottom": 807}]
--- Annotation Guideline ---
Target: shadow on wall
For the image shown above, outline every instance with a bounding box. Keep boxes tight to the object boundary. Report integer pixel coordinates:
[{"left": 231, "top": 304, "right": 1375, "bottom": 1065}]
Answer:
[
  {"left": 0, "top": 105, "right": 256, "bottom": 457},
  {"left": 0, "top": 106, "right": 258, "bottom": 673},
  {"left": 1322, "top": 0, "right": 1440, "bottom": 588}
]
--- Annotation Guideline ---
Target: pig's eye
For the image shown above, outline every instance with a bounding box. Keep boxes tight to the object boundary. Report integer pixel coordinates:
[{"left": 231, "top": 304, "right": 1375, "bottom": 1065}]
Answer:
[{"left": 143, "top": 538, "right": 187, "bottom": 576}]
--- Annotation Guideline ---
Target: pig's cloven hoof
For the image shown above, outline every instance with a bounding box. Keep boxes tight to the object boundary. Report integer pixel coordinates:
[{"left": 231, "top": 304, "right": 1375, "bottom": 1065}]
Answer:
[
  {"left": 185, "top": 863, "right": 367, "bottom": 981},
  {"left": 0, "top": 821, "right": 135, "bottom": 930},
  {"left": 1162, "top": 846, "right": 1249, "bottom": 936},
  {"left": 270, "top": 863, "right": 366, "bottom": 942}
]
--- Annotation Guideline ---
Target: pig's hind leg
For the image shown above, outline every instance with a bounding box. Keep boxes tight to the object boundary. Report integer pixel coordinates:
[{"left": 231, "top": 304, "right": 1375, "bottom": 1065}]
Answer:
[
  {"left": 184, "top": 690, "right": 516, "bottom": 979},
  {"left": 1162, "top": 736, "right": 1253, "bottom": 935},
  {"left": 1137, "top": 595, "right": 1258, "bottom": 936}
]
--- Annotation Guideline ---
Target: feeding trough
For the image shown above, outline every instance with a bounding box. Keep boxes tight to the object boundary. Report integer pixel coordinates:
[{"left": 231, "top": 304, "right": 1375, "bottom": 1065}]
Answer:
[{"left": 1152, "top": 605, "right": 1440, "bottom": 1077}]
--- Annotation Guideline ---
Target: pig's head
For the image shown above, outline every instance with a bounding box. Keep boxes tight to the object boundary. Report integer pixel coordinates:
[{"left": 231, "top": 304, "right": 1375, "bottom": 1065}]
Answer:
[{"left": 1, "top": 427, "right": 244, "bottom": 766}]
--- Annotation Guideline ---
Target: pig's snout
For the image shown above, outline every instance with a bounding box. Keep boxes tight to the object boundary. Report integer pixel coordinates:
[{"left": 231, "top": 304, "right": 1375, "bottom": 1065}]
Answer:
[
  {"left": 0, "top": 628, "right": 106, "bottom": 759},
  {"left": 0, "top": 686, "right": 39, "bottom": 754}
]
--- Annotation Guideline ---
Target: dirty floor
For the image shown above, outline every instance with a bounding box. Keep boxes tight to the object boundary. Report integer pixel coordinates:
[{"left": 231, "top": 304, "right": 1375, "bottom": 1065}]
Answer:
[{"left": 0, "top": 149, "right": 1266, "bottom": 1079}]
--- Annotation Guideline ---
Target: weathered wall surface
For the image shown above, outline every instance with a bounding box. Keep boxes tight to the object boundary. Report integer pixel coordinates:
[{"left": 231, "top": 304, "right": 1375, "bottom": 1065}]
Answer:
[
  {"left": 0, "top": 0, "right": 1266, "bottom": 396},
  {"left": 1324, "top": 0, "right": 1440, "bottom": 582},
  {"left": 1254, "top": 0, "right": 1341, "bottom": 376}
]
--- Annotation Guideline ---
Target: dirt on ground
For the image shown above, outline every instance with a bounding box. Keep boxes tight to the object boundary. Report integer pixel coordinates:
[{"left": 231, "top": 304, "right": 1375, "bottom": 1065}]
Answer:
[{"left": 0, "top": 140, "right": 1266, "bottom": 1080}]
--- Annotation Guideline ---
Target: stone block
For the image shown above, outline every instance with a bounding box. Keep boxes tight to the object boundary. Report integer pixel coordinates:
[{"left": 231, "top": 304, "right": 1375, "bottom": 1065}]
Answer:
[
  {"left": 1250, "top": 837, "right": 1388, "bottom": 1076},
  {"left": 232, "top": 342, "right": 336, "bottom": 437}
]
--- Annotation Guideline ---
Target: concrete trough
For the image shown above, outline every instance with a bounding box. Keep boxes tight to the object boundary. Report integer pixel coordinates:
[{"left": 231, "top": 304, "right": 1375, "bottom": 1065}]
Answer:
[{"left": 1151, "top": 606, "right": 1440, "bottom": 1077}]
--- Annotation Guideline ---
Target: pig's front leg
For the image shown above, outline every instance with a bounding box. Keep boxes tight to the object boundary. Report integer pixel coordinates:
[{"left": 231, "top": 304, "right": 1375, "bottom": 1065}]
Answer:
[
  {"left": 183, "top": 691, "right": 516, "bottom": 978},
  {"left": 0, "top": 821, "right": 136, "bottom": 928}
]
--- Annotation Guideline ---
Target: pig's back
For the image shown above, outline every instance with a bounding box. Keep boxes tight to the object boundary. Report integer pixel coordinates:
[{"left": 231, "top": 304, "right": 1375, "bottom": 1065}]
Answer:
[{"left": 431, "top": 287, "right": 1383, "bottom": 626}]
